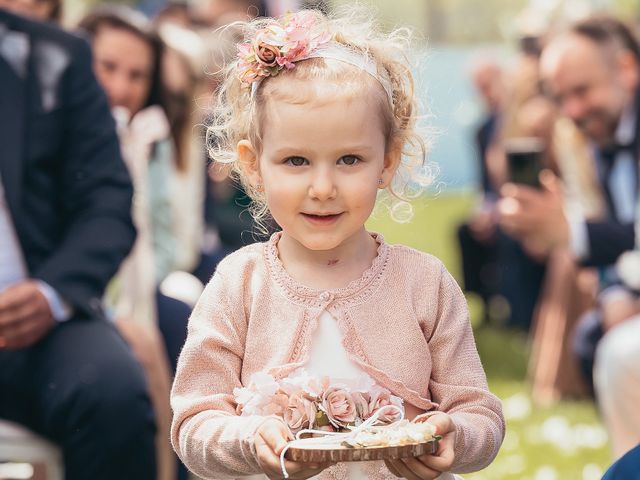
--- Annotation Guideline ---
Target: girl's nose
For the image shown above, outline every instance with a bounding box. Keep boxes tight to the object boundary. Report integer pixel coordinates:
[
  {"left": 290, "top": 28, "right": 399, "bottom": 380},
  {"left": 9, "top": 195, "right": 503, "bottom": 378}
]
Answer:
[{"left": 308, "top": 170, "right": 337, "bottom": 201}]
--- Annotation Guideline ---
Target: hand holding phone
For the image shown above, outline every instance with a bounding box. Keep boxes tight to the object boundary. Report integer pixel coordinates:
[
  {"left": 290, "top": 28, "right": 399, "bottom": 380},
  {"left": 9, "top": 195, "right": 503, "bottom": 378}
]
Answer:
[{"left": 504, "top": 137, "right": 544, "bottom": 188}]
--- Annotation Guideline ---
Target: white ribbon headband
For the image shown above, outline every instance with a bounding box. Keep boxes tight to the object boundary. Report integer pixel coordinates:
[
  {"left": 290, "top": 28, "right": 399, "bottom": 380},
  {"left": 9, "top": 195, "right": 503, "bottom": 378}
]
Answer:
[{"left": 251, "top": 43, "right": 394, "bottom": 104}]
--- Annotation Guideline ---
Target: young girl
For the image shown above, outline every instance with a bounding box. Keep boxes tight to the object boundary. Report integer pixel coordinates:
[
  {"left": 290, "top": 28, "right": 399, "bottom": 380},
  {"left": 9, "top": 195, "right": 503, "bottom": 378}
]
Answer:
[{"left": 171, "top": 7, "right": 505, "bottom": 480}]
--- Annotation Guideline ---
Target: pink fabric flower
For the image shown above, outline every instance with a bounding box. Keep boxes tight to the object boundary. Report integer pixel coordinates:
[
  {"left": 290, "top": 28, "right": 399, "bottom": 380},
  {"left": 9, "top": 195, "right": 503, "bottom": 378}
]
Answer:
[
  {"left": 322, "top": 386, "right": 357, "bottom": 428},
  {"left": 351, "top": 391, "right": 371, "bottom": 420},
  {"left": 262, "top": 392, "right": 289, "bottom": 417},
  {"left": 255, "top": 42, "right": 280, "bottom": 67},
  {"left": 368, "top": 385, "right": 404, "bottom": 423},
  {"left": 235, "top": 11, "right": 331, "bottom": 85},
  {"left": 284, "top": 391, "right": 317, "bottom": 433}
]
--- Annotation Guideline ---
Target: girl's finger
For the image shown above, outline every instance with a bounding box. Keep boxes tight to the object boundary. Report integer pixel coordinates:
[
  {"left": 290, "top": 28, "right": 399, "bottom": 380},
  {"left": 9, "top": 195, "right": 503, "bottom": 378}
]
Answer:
[
  {"left": 260, "top": 421, "right": 290, "bottom": 454},
  {"left": 254, "top": 433, "right": 281, "bottom": 477},
  {"left": 418, "top": 438, "right": 455, "bottom": 472},
  {"left": 400, "top": 456, "right": 441, "bottom": 479}
]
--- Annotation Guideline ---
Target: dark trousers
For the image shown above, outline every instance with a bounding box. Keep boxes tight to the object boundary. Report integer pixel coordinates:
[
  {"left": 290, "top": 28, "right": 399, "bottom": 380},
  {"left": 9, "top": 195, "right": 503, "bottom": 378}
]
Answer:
[
  {"left": 0, "top": 319, "right": 156, "bottom": 480},
  {"left": 155, "top": 290, "right": 190, "bottom": 376},
  {"left": 457, "top": 223, "right": 545, "bottom": 330},
  {"left": 457, "top": 223, "right": 500, "bottom": 306},
  {"left": 155, "top": 291, "right": 191, "bottom": 480},
  {"left": 573, "top": 308, "right": 604, "bottom": 394}
]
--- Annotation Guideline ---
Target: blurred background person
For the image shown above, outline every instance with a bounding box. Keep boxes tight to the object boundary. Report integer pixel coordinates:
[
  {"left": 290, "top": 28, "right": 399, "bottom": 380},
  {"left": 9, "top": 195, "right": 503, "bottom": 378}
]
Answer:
[
  {"left": 158, "top": 21, "right": 232, "bottom": 283},
  {"left": 457, "top": 59, "right": 505, "bottom": 326},
  {"left": 0, "top": 6, "right": 156, "bottom": 479},
  {"left": 79, "top": 6, "right": 203, "bottom": 479},
  {"left": 466, "top": 29, "right": 551, "bottom": 331},
  {"left": 501, "top": 15, "right": 640, "bottom": 458},
  {"left": 79, "top": 3, "right": 194, "bottom": 380}
]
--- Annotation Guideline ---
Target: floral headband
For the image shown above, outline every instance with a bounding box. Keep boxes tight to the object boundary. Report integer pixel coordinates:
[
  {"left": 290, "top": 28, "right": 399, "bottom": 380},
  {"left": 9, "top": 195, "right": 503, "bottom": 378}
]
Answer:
[{"left": 236, "top": 11, "right": 393, "bottom": 102}]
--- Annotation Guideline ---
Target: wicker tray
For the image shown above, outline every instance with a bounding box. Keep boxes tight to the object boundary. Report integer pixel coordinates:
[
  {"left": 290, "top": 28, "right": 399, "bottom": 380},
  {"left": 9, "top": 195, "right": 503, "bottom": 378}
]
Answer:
[{"left": 285, "top": 437, "right": 440, "bottom": 463}]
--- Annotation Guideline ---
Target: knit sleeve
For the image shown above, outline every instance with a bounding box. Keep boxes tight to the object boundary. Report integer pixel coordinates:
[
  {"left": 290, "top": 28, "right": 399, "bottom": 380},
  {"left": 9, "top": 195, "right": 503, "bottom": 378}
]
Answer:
[
  {"left": 425, "top": 265, "right": 505, "bottom": 474},
  {"left": 170, "top": 257, "right": 271, "bottom": 479}
]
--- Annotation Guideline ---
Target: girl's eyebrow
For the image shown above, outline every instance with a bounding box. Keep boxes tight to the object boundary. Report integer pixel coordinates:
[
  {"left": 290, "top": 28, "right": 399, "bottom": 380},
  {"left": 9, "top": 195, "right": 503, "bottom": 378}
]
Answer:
[{"left": 271, "top": 144, "right": 375, "bottom": 157}]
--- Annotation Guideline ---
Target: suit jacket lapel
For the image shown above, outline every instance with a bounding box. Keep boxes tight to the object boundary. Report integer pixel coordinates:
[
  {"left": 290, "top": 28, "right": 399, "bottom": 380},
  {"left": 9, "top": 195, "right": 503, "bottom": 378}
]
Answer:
[{"left": 0, "top": 24, "right": 27, "bottom": 224}]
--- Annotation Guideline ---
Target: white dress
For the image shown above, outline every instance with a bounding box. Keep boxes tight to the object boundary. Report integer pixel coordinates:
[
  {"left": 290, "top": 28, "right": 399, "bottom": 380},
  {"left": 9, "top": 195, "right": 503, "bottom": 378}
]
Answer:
[
  {"left": 304, "top": 311, "right": 374, "bottom": 479},
  {"left": 246, "top": 311, "right": 460, "bottom": 480}
]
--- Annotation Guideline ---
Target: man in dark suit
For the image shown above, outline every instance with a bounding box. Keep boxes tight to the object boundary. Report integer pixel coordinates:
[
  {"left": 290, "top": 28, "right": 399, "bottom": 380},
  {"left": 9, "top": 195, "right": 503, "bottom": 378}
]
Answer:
[
  {"left": 499, "top": 16, "right": 640, "bottom": 459},
  {"left": 499, "top": 16, "right": 639, "bottom": 267},
  {"left": 0, "top": 8, "right": 156, "bottom": 479}
]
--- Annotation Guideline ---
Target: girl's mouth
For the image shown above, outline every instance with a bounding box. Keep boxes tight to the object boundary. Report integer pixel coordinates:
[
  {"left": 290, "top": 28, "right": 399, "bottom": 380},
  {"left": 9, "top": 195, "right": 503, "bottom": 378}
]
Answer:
[{"left": 301, "top": 213, "right": 343, "bottom": 225}]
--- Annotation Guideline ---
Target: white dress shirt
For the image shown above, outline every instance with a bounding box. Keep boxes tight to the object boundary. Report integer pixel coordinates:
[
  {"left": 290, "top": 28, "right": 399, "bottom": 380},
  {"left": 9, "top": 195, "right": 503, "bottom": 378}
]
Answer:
[{"left": 569, "top": 103, "right": 638, "bottom": 260}]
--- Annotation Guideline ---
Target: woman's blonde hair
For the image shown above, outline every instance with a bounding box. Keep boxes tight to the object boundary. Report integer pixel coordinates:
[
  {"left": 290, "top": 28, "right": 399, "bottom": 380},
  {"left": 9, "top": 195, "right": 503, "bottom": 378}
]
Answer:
[{"left": 207, "top": 5, "right": 432, "bottom": 229}]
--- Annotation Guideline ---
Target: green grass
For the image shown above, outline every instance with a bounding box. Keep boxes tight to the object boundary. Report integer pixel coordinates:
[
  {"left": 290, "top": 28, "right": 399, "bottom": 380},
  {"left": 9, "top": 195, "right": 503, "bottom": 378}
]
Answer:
[{"left": 366, "top": 194, "right": 612, "bottom": 480}]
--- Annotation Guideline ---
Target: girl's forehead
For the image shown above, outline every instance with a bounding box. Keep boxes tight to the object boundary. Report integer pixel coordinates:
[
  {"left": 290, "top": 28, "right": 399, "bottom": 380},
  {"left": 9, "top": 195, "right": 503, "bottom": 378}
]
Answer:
[
  {"left": 262, "top": 70, "right": 384, "bottom": 106},
  {"left": 259, "top": 93, "right": 387, "bottom": 155}
]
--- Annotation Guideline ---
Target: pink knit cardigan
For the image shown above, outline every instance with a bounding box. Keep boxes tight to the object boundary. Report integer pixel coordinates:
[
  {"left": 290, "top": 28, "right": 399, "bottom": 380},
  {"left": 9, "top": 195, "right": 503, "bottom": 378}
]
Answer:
[{"left": 170, "top": 232, "right": 505, "bottom": 479}]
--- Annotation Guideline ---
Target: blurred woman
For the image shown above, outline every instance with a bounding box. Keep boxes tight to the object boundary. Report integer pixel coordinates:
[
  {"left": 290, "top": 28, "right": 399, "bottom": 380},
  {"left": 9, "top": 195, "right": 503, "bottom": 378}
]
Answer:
[{"left": 79, "top": 7, "right": 196, "bottom": 480}]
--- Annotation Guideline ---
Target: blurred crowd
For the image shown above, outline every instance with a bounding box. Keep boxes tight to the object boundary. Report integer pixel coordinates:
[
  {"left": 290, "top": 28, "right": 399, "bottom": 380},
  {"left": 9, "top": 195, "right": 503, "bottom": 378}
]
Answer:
[
  {"left": 1, "top": 0, "right": 640, "bottom": 478},
  {"left": 460, "top": 12, "right": 640, "bottom": 472}
]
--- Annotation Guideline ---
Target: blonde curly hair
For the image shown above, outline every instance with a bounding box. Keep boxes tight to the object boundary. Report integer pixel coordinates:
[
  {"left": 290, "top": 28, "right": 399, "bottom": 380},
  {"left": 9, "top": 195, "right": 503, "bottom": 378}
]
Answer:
[{"left": 207, "top": 5, "right": 432, "bottom": 228}]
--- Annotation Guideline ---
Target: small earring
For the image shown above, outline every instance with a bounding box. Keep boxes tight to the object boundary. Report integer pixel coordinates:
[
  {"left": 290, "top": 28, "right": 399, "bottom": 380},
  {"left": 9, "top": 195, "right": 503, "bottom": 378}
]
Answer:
[
  {"left": 378, "top": 179, "right": 384, "bottom": 186},
  {"left": 256, "top": 183, "right": 263, "bottom": 191}
]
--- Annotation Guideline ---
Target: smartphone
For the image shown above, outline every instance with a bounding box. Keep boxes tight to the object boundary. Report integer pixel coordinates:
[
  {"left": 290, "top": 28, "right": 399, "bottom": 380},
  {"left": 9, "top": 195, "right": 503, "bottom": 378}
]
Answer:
[{"left": 504, "top": 137, "right": 544, "bottom": 188}]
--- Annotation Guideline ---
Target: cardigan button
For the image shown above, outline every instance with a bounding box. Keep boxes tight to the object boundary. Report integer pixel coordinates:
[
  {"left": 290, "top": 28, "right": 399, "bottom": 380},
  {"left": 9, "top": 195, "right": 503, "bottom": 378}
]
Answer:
[{"left": 319, "top": 292, "right": 331, "bottom": 302}]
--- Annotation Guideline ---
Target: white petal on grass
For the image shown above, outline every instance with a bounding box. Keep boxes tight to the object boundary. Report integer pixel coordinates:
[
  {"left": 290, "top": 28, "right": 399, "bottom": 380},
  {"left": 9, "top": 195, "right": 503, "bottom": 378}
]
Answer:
[
  {"left": 572, "top": 424, "right": 608, "bottom": 450},
  {"left": 501, "top": 454, "right": 526, "bottom": 474},
  {"left": 504, "top": 393, "right": 532, "bottom": 421},
  {"left": 535, "top": 466, "right": 559, "bottom": 480},
  {"left": 541, "top": 416, "right": 576, "bottom": 453},
  {"left": 582, "top": 464, "right": 603, "bottom": 480},
  {"left": 502, "top": 429, "right": 521, "bottom": 451}
]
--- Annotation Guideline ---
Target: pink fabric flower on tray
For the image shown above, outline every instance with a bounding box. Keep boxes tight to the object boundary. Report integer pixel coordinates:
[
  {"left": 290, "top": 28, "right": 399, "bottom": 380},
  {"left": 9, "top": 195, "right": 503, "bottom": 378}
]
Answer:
[
  {"left": 236, "top": 11, "right": 331, "bottom": 85},
  {"left": 368, "top": 385, "right": 404, "bottom": 423},
  {"left": 284, "top": 390, "right": 318, "bottom": 433},
  {"left": 233, "top": 368, "right": 405, "bottom": 434},
  {"left": 351, "top": 391, "right": 371, "bottom": 421},
  {"left": 321, "top": 385, "right": 357, "bottom": 428}
]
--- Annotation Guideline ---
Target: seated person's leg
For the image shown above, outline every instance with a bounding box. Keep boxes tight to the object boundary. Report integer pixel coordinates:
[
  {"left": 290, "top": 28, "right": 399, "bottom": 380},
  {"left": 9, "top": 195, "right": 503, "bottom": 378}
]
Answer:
[
  {"left": 573, "top": 308, "right": 604, "bottom": 393},
  {"left": 0, "top": 319, "right": 156, "bottom": 480},
  {"left": 191, "top": 250, "right": 228, "bottom": 285},
  {"left": 497, "top": 231, "right": 545, "bottom": 330},
  {"left": 594, "top": 314, "right": 640, "bottom": 459},
  {"left": 156, "top": 291, "right": 190, "bottom": 375}
]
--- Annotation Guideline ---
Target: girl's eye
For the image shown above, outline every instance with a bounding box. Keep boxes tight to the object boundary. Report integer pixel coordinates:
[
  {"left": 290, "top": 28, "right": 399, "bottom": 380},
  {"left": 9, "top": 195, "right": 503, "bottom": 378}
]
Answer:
[
  {"left": 285, "top": 156, "right": 308, "bottom": 166},
  {"left": 339, "top": 155, "right": 360, "bottom": 166}
]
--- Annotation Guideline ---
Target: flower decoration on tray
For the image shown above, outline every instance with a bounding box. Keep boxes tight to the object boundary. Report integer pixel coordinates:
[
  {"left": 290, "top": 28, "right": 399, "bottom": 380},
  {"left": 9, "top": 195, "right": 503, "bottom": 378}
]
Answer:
[
  {"left": 234, "top": 369, "right": 442, "bottom": 478},
  {"left": 234, "top": 369, "right": 404, "bottom": 433}
]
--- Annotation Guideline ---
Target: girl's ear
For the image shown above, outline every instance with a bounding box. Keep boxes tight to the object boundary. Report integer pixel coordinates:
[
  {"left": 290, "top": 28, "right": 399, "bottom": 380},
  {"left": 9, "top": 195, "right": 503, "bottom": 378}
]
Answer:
[
  {"left": 379, "top": 140, "right": 402, "bottom": 188},
  {"left": 237, "top": 140, "right": 262, "bottom": 188}
]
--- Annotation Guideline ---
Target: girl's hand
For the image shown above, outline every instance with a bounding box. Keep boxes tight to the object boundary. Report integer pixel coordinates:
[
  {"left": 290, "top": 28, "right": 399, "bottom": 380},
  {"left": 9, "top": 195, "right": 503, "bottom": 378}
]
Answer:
[
  {"left": 384, "top": 412, "right": 456, "bottom": 480},
  {"left": 255, "top": 418, "right": 334, "bottom": 479}
]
